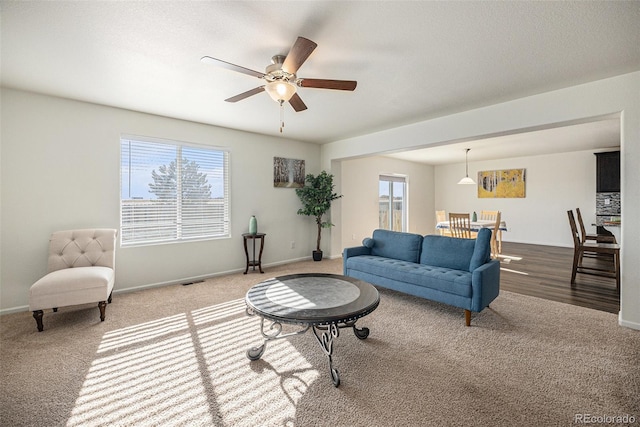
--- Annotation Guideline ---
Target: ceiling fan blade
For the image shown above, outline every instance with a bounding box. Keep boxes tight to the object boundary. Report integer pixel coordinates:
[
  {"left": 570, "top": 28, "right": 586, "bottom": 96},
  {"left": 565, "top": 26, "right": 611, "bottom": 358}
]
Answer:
[
  {"left": 288, "top": 93, "right": 308, "bottom": 112},
  {"left": 299, "top": 78, "right": 357, "bottom": 91},
  {"left": 225, "top": 86, "right": 265, "bottom": 103},
  {"left": 201, "top": 56, "right": 265, "bottom": 79},
  {"left": 282, "top": 37, "right": 317, "bottom": 74}
]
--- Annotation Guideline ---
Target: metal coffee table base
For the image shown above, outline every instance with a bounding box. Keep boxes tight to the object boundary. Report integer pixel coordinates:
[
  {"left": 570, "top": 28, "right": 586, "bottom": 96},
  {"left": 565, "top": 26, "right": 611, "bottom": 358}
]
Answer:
[{"left": 246, "top": 313, "right": 370, "bottom": 387}]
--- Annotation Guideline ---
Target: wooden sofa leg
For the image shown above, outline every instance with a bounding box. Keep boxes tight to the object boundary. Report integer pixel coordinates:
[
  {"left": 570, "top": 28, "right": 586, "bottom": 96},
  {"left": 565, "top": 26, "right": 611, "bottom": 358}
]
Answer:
[
  {"left": 33, "top": 310, "right": 44, "bottom": 332},
  {"left": 98, "top": 301, "right": 107, "bottom": 322},
  {"left": 464, "top": 309, "right": 471, "bottom": 327}
]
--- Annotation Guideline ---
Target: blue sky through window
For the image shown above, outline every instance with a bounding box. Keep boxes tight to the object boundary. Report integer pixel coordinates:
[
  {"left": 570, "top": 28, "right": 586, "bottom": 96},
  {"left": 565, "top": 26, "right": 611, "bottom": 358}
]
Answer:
[{"left": 121, "top": 139, "right": 225, "bottom": 200}]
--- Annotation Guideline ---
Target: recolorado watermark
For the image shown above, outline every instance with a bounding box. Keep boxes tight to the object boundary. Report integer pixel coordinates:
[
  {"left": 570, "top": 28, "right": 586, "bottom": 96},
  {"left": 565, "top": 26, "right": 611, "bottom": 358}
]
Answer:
[{"left": 574, "top": 413, "right": 636, "bottom": 424}]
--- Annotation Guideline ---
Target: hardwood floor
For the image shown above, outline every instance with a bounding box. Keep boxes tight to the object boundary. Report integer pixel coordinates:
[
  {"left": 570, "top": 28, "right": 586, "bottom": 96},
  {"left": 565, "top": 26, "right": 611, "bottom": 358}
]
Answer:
[{"left": 498, "top": 241, "right": 620, "bottom": 314}]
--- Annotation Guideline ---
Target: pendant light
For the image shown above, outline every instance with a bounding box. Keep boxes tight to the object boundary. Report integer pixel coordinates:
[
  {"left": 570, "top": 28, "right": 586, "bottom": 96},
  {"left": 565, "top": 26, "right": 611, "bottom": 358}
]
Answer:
[{"left": 457, "top": 148, "right": 476, "bottom": 185}]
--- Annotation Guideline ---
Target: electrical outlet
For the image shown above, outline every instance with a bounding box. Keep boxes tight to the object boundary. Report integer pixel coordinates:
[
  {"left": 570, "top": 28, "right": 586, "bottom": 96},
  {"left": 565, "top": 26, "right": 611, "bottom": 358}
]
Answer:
[
  {"left": 352, "top": 234, "right": 356, "bottom": 240},
  {"left": 290, "top": 241, "right": 295, "bottom": 249}
]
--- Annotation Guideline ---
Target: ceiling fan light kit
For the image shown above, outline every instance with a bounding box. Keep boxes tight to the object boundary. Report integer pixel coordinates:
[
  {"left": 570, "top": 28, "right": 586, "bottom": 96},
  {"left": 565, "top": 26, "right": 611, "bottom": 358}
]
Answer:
[
  {"left": 201, "top": 36, "right": 357, "bottom": 133},
  {"left": 265, "top": 81, "right": 297, "bottom": 103},
  {"left": 458, "top": 148, "right": 476, "bottom": 185}
]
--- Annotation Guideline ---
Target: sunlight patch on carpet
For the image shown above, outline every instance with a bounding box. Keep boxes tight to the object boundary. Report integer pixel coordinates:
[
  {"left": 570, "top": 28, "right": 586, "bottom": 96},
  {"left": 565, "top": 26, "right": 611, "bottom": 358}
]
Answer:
[
  {"left": 67, "top": 298, "right": 317, "bottom": 426},
  {"left": 194, "top": 311, "right": 319, "bottom": 426}
]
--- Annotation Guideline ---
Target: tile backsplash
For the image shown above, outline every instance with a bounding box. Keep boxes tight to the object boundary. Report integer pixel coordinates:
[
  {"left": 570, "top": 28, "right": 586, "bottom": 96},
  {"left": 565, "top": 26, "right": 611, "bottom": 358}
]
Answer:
[
  {"left": 596, "top": 192, "right": 621, "bottom": 215},
  {"left": 596, "top": 192, "right": 621, "bottom": 226}
]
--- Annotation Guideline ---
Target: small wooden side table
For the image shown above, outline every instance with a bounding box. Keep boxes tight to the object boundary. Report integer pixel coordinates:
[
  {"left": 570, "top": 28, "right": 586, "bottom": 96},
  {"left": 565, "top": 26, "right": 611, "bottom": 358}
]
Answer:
[{"left": 242, "top": 233, "right": 265, "bottom": 274}]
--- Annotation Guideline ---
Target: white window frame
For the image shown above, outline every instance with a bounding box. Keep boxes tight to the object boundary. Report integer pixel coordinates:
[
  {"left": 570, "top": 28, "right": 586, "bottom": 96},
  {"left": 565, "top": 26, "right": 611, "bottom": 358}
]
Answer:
[
  {"left": 120, "top": 135, "right": 230, "bottom": 247},
  {"left": 379, "top": 174, "right": 408, "bottom": 232}
]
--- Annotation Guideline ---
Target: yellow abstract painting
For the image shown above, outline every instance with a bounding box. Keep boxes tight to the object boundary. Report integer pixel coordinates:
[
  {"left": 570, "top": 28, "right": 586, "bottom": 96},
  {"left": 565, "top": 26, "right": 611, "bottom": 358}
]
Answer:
[{"left": 478, "top": 169, "right": 526, "bottom": 198}]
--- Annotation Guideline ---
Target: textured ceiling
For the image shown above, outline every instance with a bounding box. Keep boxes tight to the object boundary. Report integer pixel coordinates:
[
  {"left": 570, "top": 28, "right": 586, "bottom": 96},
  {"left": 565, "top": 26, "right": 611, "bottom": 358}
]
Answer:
[{"left": 2, "top": 1, "right": 639, "bottom": 159}]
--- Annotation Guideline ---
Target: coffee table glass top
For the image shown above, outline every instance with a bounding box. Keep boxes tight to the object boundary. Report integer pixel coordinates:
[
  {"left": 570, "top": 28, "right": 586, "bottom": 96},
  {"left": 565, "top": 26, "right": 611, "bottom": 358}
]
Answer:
[{"left": 246, "top": 273, "right": 379, "bottom": 325}]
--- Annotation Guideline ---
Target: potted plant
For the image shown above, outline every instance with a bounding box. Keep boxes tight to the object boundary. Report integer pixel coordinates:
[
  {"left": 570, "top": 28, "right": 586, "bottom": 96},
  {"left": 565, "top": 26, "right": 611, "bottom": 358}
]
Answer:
[{"left": 295, "top": 170, "right": 343, "bottom": 261}]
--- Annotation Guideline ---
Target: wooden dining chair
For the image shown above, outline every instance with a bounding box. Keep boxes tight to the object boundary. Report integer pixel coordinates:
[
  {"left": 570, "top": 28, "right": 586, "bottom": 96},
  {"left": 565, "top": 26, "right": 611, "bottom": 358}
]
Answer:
[
  {"left": 435, "top": 210, "right": 451, "bottom": 236},
  {"left": 449, "top": 213, "right": 472, "bottom": 238},
  {"left": 490, "top": 211, "right": 502, "bottom": 259},
  {"left": 567, "top": 210, "right": 620, "bottom": 290},
  {"left": 481, "top": 210, "right": 502, "bottom": 251},
  {"left": 479, "top": 210, "right": 499, "bottom": 221}
]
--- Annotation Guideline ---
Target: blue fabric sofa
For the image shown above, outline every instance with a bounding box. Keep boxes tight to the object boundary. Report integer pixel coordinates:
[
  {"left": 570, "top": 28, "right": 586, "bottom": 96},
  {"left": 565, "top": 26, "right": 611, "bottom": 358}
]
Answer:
[{"left": 343, "top": 228, "right": 500, "bottom": 326}]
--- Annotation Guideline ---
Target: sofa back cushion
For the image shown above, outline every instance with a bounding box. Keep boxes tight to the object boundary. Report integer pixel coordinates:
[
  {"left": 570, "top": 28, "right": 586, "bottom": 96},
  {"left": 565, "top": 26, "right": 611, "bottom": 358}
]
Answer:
[
  {"left": 370, "top": 229, "right": 423, "bottom": 263},
  {"left": 420, "top": 228, "right": 492, "bottom": 272},
  {"left": 469, "top": 228, "right": 492, "bottom": 270}
]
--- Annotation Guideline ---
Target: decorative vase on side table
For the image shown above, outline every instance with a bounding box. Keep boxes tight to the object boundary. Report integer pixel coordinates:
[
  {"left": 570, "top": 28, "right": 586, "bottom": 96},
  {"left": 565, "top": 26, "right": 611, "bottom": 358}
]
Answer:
[{"left": 249, "top": 215, "right": 258, "bottom": 235}]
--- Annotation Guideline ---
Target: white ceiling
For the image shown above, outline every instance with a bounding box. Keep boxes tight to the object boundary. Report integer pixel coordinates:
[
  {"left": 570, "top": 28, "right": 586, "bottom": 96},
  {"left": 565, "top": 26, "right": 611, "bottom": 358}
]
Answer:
[
  {"left": 385, "top": 116, "right": 622, "bottom": 165},
  {"left": 2, "top": 1, "right": 638, "bottom": 161}
]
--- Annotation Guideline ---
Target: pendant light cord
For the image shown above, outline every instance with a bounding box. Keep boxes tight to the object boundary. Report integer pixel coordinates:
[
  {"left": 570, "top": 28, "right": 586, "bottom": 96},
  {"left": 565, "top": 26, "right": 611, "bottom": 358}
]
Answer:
[{"left": 465, "top": 148, "right": 470, "bottom": 177}]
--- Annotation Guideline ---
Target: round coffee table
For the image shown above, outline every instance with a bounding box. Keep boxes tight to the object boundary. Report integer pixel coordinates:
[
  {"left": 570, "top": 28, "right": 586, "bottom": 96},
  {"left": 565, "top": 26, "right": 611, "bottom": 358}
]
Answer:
[{"left": 245, "top": 273, "right": 380, "bottom": 387}]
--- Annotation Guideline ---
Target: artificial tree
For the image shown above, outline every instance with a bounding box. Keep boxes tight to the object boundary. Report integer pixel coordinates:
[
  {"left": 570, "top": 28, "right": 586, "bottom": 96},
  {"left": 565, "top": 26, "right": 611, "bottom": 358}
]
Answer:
[{"left": 295, "top": 170, "right": 343, "bottom": 261}]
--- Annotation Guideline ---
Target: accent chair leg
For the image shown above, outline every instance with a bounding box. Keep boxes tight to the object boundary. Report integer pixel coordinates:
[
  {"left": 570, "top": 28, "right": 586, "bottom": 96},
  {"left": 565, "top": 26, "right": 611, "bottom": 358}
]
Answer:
[
  {"left": 108, "top": 292, "right": 113, "bottom": 304},
  {"left": 33, "top": 310, "right": 44, "bottom": 332},
  {"left": 98, "top": 301, "right": 107, "bottom": 322},
  {"left": 464, "top": 309, "right": 471, "bottom": 327},
  {"left": 53, "top": 308, "right": 58, "bottom": 312}
]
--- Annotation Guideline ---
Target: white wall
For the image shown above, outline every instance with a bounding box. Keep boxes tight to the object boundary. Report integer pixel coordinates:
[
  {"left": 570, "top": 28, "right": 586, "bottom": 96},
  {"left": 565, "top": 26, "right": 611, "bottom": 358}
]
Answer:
[
  {"left": 339, "top": 156, "right": 434, "bottom": 250},
  {"left": 435, "top": 149, "right": 604, "bottom": 247},
  {"left": 323, "top": 71, "right": 640, "bottom": 330},
  {"left": 0, "top": 88, "right": 321, "bottom": 312}
]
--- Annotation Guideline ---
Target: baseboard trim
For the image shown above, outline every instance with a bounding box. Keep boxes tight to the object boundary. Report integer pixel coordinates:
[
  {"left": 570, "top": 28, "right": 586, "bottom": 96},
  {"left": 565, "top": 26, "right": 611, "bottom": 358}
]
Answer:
[
  {"left": 618, "top": 311, "right": 640, "bottom": 330},
  {"left": 114, "top": 256, "right": 312, "bottom": 296},
  {"left": 0, "top": 305, "right": 30, "bottom": 315},
  {"left": 0, "top": 256, "right": 313, "bottom": 315}
]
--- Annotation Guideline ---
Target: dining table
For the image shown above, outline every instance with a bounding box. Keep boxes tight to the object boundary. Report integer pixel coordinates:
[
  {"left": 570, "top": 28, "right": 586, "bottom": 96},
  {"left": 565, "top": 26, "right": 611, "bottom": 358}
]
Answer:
[{"left": 436, "top": 220, "right": 507, "bottom": 253}]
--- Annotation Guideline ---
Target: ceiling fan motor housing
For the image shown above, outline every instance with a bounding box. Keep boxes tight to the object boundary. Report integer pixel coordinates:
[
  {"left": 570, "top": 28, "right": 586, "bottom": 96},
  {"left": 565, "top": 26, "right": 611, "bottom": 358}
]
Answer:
[{"left": 266, "top": 55, "right": 296, "bottom": 84}]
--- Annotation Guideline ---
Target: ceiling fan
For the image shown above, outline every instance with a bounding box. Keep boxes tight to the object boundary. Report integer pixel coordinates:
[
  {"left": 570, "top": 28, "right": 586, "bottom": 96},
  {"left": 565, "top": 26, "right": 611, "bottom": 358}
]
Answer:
[{"left": 201, "top": 36, "right": 357, "bottom": 131}]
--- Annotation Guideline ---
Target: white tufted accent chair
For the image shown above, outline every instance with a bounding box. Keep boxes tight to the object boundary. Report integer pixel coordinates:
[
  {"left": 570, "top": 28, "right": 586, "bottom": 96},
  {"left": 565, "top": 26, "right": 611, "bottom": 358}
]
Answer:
[{"left": 29, "top": 229, "right": 118, "bottom": 331}]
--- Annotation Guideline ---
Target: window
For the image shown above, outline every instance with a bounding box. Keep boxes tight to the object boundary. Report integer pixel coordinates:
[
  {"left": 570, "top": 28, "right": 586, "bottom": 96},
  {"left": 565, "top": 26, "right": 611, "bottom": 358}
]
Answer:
[
  {"left": 120, "top": 136, "right": 230, "bottom": 246},
  {"left": 379, "top": 175, "right": 407, "bottom": 232}
]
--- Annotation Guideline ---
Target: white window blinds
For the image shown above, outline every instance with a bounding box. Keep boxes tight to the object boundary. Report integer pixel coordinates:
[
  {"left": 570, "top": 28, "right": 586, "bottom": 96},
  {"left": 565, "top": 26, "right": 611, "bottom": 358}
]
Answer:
[{"left": 120, "top": 136, "right": 230, "bottom": 246}]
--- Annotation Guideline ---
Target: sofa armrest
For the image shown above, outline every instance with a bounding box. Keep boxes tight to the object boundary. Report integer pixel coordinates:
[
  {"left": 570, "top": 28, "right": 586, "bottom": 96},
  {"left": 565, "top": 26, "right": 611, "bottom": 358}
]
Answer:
[
  {"left": 342, "top": 246, "right": 372, "bottom": 275},
  {"left": 343, "top": 246, "right": 371, "bottom": 258},
  {"left": 470, "top": 260, "right": 501, "bottom": 312}
]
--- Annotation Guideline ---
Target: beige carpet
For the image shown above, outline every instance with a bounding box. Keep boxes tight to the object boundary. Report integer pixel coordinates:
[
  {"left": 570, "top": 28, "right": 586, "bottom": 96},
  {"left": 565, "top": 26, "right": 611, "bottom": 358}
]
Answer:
[{"left": 1, "top": 258, "right": 638, "bottom": 427}]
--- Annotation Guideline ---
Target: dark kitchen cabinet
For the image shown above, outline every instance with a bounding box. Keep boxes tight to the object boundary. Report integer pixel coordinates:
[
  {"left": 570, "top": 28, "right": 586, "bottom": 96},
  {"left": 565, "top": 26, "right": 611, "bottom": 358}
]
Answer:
[{"left": 595, "top": 151, "right": 620, "bottom": 193}]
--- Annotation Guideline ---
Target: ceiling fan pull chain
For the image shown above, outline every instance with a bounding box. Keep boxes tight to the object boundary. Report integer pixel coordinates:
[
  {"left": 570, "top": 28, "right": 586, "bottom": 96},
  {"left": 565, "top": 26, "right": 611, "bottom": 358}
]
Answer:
[{"left": 279, "top": 100, "right": 285, "bottom": 133}]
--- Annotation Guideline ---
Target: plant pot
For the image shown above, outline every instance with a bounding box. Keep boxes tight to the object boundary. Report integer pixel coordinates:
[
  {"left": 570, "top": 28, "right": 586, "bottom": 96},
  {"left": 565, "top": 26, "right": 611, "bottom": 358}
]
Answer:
[{"left": 312, "top": 250, "right": 323, "bottom": 262}]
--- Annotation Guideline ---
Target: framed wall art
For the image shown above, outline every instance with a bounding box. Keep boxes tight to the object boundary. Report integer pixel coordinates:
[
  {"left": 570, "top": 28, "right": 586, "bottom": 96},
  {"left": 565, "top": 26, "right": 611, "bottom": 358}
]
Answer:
[
  {"left": 273, "top": 157, "right": 305, "bottom": 188},
  {"left": 478, "top": 168, "right": 526, "bottom": 198}
]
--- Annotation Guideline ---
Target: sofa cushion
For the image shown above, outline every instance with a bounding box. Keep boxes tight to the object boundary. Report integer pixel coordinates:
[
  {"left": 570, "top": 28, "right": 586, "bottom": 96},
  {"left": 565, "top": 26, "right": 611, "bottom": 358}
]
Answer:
[
  {"left": 420, "top": 228, "right": 493, "bottom": 272},
  {"left": 420, "top": 235, "right": 475, "bottom": 271},
  {"left": 370, "top": 229, "right": 423, "bottom": 263},
  {"left": 345, "top": 256, "right": 472, "bottom": 297},
  {"left": 469, "top": 228, "right": 492, "bottom": 271}
]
